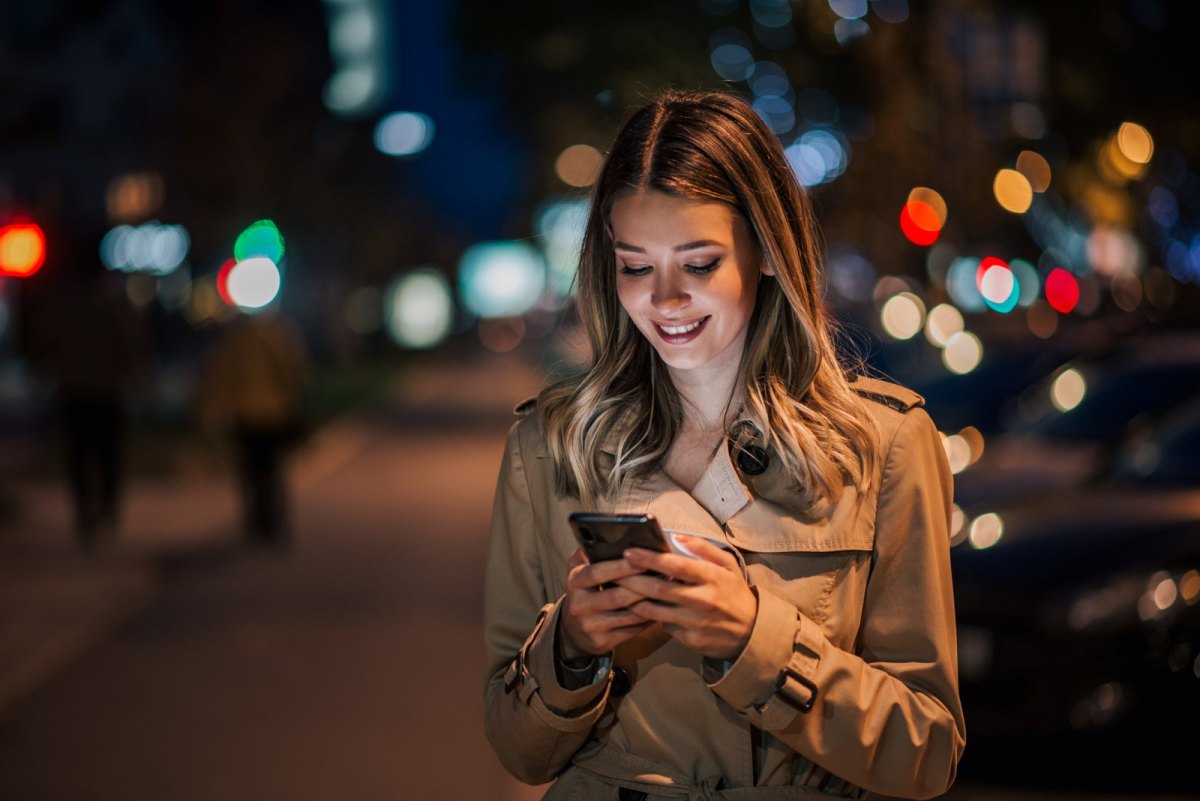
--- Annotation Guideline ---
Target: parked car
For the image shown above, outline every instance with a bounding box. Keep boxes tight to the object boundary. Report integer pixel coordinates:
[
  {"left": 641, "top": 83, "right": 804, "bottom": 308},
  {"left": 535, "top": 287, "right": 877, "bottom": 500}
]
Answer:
[
  {"left": 951, "top": 333, "right": 1200, "bottom": 510},
  {"left": 951, "top": 398, "right": 1200, "bottom": 791}
]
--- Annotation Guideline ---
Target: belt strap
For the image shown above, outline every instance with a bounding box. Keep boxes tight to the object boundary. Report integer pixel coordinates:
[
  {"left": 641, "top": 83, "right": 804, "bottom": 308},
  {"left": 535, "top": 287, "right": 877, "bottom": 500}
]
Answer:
[{"left": 571, "top": 741, "right": 860, "bottom": 799}]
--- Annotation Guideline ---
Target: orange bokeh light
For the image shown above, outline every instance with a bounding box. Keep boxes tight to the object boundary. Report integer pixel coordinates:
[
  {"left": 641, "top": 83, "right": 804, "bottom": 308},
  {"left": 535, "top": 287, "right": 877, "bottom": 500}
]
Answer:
[
  {"left": 900, "top": 201, "right": 941, "bottom": 246},
  {"left": 0, "top": 223, "right": 47, "bottom": 277}
]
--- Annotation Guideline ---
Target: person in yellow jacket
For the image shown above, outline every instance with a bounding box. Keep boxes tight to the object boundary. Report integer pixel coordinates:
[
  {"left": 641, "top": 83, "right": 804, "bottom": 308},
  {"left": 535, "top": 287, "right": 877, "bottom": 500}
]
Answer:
[{"left": 483, "top": 91, "right": 965, "bottom": 800}]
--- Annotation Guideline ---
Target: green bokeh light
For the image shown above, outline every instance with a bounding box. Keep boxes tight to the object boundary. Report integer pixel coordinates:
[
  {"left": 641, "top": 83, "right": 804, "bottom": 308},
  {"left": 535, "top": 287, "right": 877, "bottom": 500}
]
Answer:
[{"left": 234, "top": 220, "right": 285, "bottom": 264}]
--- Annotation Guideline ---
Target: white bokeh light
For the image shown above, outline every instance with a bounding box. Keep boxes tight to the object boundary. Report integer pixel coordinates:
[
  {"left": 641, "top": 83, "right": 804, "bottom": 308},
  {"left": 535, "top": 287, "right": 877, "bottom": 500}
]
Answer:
[{"left": 226, "top": 257, "right": 281, "bottom": 310}]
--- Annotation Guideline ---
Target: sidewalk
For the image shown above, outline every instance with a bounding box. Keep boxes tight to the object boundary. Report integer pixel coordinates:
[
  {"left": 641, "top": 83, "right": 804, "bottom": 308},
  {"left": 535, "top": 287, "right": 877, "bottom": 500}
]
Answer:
[{"left": 0, "top": 349, "right": 549, "bottom": 714}]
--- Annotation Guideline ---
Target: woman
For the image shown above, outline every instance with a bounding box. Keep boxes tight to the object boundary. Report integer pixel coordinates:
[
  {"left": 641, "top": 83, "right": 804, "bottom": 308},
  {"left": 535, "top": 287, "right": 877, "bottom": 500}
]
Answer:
[{"left": 484, "top": 90, "right": 964, "bottom": 800}]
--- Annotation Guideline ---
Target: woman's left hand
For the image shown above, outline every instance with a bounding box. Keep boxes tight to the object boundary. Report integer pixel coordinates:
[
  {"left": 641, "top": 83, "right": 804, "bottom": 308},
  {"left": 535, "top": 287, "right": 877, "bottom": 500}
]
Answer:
[{"left": 616, "top": 534, "right": 757, "bottom": 661}]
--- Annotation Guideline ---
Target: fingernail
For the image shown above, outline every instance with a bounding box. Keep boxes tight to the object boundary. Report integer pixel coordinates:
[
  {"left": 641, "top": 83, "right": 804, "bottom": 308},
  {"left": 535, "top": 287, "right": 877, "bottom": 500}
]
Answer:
[{"left": 671, "top": 532, "right": 689, "bottom": 542}]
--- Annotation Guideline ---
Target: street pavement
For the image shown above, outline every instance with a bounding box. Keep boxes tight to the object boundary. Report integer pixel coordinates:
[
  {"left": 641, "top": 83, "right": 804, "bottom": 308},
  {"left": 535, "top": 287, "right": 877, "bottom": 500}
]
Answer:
[
  {"left": 0, "top": 352, "right": 548, "bottom": 800},
  {"left": 0, "top": 352, "right": 1193, "bottom": 800}
]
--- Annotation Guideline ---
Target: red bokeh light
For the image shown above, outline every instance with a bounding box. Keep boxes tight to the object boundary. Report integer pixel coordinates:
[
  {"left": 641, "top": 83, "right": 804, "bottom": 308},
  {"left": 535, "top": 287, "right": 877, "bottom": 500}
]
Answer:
[
  {"left": 975, "top": 256, "right": 1008, "bottom": 288},
  {"left": 1044, "top": 267, "right": 1080, "bottom": 313},
  {"left": 899, "top": 201, "right": 941, "bottom": 246},
  {"left": 216, "top": 258, "right": 237, "bottom": 306}
]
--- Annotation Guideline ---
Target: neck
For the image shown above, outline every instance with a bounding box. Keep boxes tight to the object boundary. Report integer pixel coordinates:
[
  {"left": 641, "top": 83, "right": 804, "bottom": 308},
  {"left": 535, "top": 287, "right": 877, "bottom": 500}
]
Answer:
[{"left": 669, "top": 365, "right": 743, "bottom": 435}]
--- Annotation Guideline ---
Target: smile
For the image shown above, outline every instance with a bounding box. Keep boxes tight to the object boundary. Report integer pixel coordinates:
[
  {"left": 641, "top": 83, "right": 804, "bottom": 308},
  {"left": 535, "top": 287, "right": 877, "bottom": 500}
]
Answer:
[{"left": 653, "top": 316, "right": 710, "bottom": 343}]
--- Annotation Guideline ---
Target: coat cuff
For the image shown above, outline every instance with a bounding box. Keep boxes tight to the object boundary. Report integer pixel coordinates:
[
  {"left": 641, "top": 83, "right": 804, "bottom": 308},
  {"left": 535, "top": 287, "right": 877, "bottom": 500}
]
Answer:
[
  {"left": 707, "top": 585, "right": 799, "bottom": 711},
  {"left": 524, "top": 597, "right": 612, "bottom": 716}
]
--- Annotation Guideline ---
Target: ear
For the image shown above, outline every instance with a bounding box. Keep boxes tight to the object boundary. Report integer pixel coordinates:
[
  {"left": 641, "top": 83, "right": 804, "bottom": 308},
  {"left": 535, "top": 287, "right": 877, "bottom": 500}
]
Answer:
[{"left": 759, "top": 257, "right": 775, "bottom": 277}]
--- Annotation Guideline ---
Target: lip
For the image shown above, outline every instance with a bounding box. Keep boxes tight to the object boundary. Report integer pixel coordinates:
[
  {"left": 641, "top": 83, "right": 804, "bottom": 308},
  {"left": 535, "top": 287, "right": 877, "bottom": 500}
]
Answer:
[{"left": 653, "top": 315, "right": 710, "bottom": 344}]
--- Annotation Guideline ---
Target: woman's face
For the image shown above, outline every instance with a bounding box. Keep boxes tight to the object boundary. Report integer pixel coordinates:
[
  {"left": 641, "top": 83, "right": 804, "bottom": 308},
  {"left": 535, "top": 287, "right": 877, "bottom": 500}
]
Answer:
[{"left": 610, "top": 189, "right": 772, "bottom": 381}]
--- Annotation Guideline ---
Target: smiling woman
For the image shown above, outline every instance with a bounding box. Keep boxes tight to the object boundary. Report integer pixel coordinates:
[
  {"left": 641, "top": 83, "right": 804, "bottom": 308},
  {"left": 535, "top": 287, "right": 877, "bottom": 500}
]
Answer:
[{"left": 483, "top": 90, "right": 965, "bottom": 801}]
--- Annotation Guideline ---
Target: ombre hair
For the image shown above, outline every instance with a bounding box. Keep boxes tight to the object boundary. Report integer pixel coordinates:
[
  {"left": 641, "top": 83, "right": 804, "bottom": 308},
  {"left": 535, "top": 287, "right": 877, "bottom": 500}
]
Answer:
[{"left": 539, "top": 90, "right": 878, "bottom": 512}]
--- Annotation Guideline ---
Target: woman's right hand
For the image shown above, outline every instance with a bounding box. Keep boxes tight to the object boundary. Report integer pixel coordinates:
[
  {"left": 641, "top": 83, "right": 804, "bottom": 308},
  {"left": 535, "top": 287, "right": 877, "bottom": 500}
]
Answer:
[{"left": 558, "top": 547, "right": 654, "bottom": 662}]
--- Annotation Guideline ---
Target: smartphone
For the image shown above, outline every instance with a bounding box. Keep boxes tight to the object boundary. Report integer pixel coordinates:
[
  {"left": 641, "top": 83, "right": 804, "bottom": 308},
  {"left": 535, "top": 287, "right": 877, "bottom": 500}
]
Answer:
[{"left": 568, "top": 512, "right": 670, "bottom": 563}]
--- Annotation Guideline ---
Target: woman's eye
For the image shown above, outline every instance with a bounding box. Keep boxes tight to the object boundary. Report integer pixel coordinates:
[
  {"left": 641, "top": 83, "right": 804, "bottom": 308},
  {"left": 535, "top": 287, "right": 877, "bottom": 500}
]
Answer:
[
  {"left": 620, "top": 263, "right": 652, "bottom": 276},
  {"left": 685, "top": 258, "right": 721, "bottom": 274}
]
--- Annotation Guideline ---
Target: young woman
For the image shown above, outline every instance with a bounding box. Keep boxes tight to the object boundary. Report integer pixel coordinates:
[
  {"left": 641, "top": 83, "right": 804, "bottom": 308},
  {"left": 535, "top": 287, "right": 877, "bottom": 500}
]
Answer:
[{"left": 484, "top": 90, "right": 964, "bottom": 800}]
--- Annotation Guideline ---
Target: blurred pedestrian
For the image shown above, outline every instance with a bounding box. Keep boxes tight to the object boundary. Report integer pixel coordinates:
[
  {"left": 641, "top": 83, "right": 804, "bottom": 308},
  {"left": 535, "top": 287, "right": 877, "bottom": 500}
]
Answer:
[
  {"left": 37, "top": 259, "right": 146, "bottom": 549},
  {"left": 199, "top": 309, "right": 309, "bottom": 548},
  {"left": 484, "top": 91, "right": 965, "bottom": 799}
]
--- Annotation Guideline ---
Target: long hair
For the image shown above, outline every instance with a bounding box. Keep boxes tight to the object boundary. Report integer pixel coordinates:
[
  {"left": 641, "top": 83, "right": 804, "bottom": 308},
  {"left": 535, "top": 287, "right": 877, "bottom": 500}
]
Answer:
[{"left": 539, "top": 90, "right": 878, "bottom": 512}]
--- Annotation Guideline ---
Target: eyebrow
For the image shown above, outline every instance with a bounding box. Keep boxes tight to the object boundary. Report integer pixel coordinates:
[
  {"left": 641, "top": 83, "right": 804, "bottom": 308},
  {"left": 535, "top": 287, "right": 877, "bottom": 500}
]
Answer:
[{"left": 613, "top": 239, "right": 724, "bottom": 253}]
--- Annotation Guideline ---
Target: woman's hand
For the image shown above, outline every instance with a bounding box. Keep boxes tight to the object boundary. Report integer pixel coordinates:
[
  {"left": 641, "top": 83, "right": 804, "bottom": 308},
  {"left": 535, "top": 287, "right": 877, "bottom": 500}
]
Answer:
[
  {"left": 617, "top": 534, "right": 757, "bottom": 661},
  {"left": 559, "top": 547, "right": 655, "bottom": 662}
]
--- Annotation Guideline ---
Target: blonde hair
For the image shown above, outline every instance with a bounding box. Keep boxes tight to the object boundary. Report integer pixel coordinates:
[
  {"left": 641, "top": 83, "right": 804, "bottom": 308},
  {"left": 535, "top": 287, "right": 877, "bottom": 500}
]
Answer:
[{"left": 539, "top": 90, "right": 878, "bottom": 512}]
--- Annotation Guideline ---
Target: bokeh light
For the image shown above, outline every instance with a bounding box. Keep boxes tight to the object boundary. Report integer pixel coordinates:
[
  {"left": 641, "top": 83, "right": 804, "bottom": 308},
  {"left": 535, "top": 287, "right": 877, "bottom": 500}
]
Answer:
[
  {"left": 979, "top": 261, "right": 1020, "bottom": 313},
  {"left": 900, "top": 187, "right": 946, "bottom": 247},
  {"left": 880, "top": 292, "right": 925, "bottom": 340},
  {"left": 994, "top": 168, "right": 1033, "bottom": 213},
  {"left": 1111, "top": 272, "right": 1143, "bottom": 312},
  {"left": 785, "top": 128, "right": 850, "bottom": 186},
  {"left": 105, "top": 172, "right": 165, "bottom": 223},
  {"left": 946, "top": 257, "right": 986, "bottom": 311},
  {"left": 941, "top": 433, "right": 971, "bottom": 475},
  {"left": 555, "top": 144, "right": 603, "bottom": 187},
  {"left": 535, "top": 198, "right": 588, "bottom": 298},
  {"left": 925, "top": 303, "right": 964, "bottom": 347},
  {"left": 385, "top": 268, "right": 453, "bottom": 349},
  {"left": 478, "top": 316, "right": 526, "bottom": 353},
  {"left": 1044, "top": 267, "right": 1081, "bottom": 313},
  {"left": 1015, "top": 151, "right": 1051, "bottom": 193},
  {"left": 968, "top": 512, "right": 1004, "bottom": 549},
  {"left": 710, "top": 40, "right": 755, "bottom": 81},
  {"left": 100, "top": 223, "right": 190, "bottom": 275},
  {"left": 459, "top": 240, "right": 545, "bottom": 318},
  {"left": 959, "top": 426, "right": 985, "bottom": 465},
  {"left": 216, "top": 259, "right": 237, "bottom": 306},
  {"left": 827, "top": 245, "right": 876, "bottom": 303},
  {"left": 1116, "top": 122, "right": 1153, "bottom": 165},
  {"left": 1051, "top": 368, "right": 1087, "bottom": 412},
  {"left": 234, "top": 220, "right": 285, "bottom": 265},
  {"left": 1086, "top": 226, "right": 1142, "bottom": 276},
  {"left": 1181, "top": 569, "right": 1200, "bottom": 606},
  {"left": 374, "top": 112, "right": 435, "bottom": 157},
  {"left": 1027, "top": 299, "right": 1058, "bottom": 338},
  {"left": 1010, "top": 259, "right": 1040, "bottom": 307},
  {"left": 834, "top": 17, "right": 871, "bottom": 45},
  {"left": 0, "top": 223, "right": 47, "bottom": 277},
  {"left": 226, "top": 257, "right": 281, "bottom": 310},
  {"left": 943, "top": 330, "right": 983, "bottom": 375}
]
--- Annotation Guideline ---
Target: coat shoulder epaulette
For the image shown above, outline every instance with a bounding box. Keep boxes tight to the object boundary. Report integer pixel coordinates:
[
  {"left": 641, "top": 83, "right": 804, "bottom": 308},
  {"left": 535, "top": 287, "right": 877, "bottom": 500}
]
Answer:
[
  {"left": 847, "top": 375, "right": 925, "bottom": 414},
  {"left": 513, "top": 396, "right": 538, "bottom": 417}
]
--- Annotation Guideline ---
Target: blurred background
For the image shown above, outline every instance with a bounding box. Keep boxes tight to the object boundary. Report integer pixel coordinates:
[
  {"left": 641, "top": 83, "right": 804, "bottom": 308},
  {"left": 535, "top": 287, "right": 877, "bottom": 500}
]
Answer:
[{"left": 1, "top": 0, "right": 1198, "bottom": 798}]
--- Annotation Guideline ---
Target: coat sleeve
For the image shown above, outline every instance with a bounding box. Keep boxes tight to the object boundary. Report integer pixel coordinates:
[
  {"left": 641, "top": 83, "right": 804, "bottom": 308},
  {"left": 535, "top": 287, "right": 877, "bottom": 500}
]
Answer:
[
  {"left": 483, "top": 421, "right": 613, "bottom": 785},
  {"left": 707, "top": 407, "right": 966, "bottom": 799}
]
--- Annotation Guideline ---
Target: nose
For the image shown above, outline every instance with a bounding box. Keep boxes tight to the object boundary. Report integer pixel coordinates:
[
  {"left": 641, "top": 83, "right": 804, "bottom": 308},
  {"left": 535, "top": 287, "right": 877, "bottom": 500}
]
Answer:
[{"left": 651, "top": 269, "right": 691, "bottom": 314}]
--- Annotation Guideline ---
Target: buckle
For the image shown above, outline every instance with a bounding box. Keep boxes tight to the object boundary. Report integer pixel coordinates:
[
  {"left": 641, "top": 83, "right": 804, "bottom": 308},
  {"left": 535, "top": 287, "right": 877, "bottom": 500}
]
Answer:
[{"left": 776, "top": 664, "right": 818, "bottom": 713}]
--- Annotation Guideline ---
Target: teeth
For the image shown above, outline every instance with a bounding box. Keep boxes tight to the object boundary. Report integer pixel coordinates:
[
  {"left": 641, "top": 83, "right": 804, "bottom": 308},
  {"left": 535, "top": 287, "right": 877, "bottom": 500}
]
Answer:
[{"left": 660, "top": 319, "right": 703, "bottom": 335}]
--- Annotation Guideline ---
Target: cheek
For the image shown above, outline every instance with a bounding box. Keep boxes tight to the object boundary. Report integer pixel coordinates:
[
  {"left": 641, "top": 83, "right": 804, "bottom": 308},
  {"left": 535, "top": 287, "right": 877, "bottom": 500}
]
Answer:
[{"left": 615, "top": 282, "right": 642, "bottom": 317}]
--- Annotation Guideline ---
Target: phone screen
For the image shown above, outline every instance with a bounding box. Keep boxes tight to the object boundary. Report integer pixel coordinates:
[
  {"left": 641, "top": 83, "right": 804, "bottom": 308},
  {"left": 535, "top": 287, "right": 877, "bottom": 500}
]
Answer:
[{"left": 568, "top": 513, "right": 668, "bottom": 562}]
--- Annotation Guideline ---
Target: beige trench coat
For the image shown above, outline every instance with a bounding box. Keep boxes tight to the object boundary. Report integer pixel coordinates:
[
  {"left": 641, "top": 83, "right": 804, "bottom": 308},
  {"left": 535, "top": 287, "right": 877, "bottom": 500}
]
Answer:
[{"left": 484, "top": 377, "right": 966, "bottom": 800}]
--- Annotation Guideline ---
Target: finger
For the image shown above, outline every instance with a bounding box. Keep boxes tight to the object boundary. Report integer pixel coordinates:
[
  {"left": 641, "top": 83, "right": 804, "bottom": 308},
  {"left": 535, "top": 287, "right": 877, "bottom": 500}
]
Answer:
[
  {"left": 628, "top": 597, "right": 691, "bottom": 625},
  {"left": 571, "top": 584, "right": 645, "bottom": 613},
  {"left": 567, "top": 547, "right": 590, "bottom": 570},
  {"left": 615, "top": 573, "right": 691, "bottom": 604},
  {"left": 572, "top": 558, "right": 652, "bottom": 590},
  {"left": 624, "top": 548, "right": 711, "bottom": 584}
]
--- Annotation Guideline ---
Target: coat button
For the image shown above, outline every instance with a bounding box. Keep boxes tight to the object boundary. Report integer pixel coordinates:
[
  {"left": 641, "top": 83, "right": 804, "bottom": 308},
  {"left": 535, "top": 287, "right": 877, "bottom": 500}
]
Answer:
[
  {"left": 734, "top": 443, "right": 769, "bottom": 475},
  {"left": 610, "top": 666, "right": 631, "bottom": 697}
]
